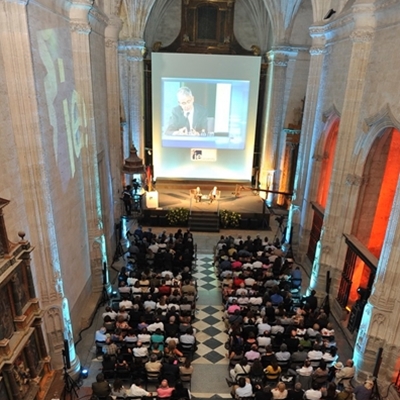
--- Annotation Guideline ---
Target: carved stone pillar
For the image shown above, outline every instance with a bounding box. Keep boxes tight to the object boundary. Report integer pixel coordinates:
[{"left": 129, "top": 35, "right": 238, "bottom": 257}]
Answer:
[
  {"left": 118, "top": 39, "right": 146, "bottom": 171},
  {"left": 0, "top": 0, "right": 80, "bottom": 375},
  {"left": 104, "top": 11, "right": 123, "bottom": 220},
  {"left": 309, "top": 7, "right": 375, "bottom": 305},
  {"left": 69, "top": 2, "right": 107, "bottom": 298},
  {"left": 22, "top": 251, "right": 36, "bottom": 300},
  {"left": 260, "top": 47, "right": 291, "bottom": 197},
  {"left": 11, "top": 274, "right": 23, "bottom": 316},
  {"left": 290, "top": 28, "right": 327, "bottom": 259},
  {"left": 24, "top": 345, "right": 38, "bottom": 379},
  {"left": 3, "top": 365, "right": 21, "bottom": 400},
  {"left": 33, "top": 321, "right": 48, "bottom": 359}
]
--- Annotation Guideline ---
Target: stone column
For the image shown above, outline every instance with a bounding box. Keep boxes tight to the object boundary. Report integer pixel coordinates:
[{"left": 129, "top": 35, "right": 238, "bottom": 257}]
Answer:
[
  {"left": 308, "top": 7, "right": 375, "bottom": 300},
  {"left": 0, "top": 0, "right": 80, "bottom": 375},
  {"left": 118, "top": 39, "right": 146, "bottom": 168},
  {"left": 33, "top": 320, "right": 48, "bottom": 359},
  {"left": 69, "top": 1, "right": 107, "bottom": 297},
  {"left": 354, "top": 177, "right": 400, "bottom": 383},
  {"left": 23, "top": 253, "right": 36, "bottom": 300},
  {"left": 104, "top": 6, "right": 123, "bottom": 221},
  {"left": 11, "top": 274, "right": 23, "bottom": 316},
  {"left": 3, "top": 365, "right": 21, "bottom": 400},
  {"left": 24, "top": 345, "right": 38, "bottom": 379},
  {"left": 259, "top": 47, "right": 289, "bottom": 197},
  {"left": 289, "top": 27, "right": 328, "bottom": 258}
]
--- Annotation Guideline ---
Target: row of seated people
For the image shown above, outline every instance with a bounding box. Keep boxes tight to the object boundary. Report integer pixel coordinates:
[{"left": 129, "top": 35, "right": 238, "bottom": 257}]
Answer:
[
  {"left": 210, "top": 237, "right": 355, "bottom": 400},
  {"left": 230, "top": 378, "right": 362, "bottom": 400},
  {"left": 215, "top": 234, "right": 284, "bottom": 256},
  {"left": 95, "top": 316, "right": 198, "bottom": 377},
  {"left": 92, "top": 227, "right": 199, "bottom": 397},
  {"left": 92, "top": 373, "right": 192, "bottom": 399},
  {"left": 215, "top": 237, "right": 303, "bottom": 314},
  {"left": 125, "top": 226, "right": 195, "bottom": 273}
]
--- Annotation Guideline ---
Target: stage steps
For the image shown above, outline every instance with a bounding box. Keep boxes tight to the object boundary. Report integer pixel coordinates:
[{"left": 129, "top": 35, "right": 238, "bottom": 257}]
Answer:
[{"left": 189, "top": 211, "right": 220, "bottom": 232}]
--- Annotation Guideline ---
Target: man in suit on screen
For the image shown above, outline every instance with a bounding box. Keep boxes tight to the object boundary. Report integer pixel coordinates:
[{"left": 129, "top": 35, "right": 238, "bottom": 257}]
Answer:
[{"left": 165, "top": 86, "right": 208, "bottom": 136}]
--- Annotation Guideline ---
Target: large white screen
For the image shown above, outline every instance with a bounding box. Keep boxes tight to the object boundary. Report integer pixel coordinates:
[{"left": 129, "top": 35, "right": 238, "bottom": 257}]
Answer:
[{"left": 152, "top": 53, "right": 261, "bottom": 181}]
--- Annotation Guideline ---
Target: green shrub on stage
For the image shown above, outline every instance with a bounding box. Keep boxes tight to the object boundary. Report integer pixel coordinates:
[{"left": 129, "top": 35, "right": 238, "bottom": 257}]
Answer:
[
  {"left": 220, "top": 209, "right": 241, "bottom": 228},
  {"left": 166, "top": 207, "right": 190, "bottom": 226}
]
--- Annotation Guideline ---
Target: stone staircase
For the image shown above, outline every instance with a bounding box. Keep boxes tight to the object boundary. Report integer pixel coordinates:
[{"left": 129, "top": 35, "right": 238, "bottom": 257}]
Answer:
[{"left": 189, "top": 211, "right": 220, "bottom": 232}]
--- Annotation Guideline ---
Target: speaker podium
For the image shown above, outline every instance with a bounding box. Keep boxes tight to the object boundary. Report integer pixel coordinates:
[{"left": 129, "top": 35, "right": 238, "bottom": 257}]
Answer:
[{"left": 143, "top": 191, "right": 159, "bottom": 209}]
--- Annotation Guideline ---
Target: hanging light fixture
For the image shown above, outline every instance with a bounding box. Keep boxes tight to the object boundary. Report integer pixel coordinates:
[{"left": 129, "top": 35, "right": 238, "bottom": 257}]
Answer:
[{"left": 122, "top": 144, "right": 145, "bottom": 175}]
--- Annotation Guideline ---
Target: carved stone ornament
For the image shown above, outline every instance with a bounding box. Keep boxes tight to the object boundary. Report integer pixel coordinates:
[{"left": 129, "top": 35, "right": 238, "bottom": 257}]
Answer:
[
  {"left": 267, "top": 53, "right": 288, "bottom": 67},
  {"left": 345, "top": 173, "right": 364, "bottom": 186},
  {"left": 105, "top": 38, "right": 117, "bottom": 49},
  {"left": 309, "top": 46, "right": 326, "bottom": 56},
  {"left": 350, "top": 29, "right": 374, "bottom": 43},
  {"left": 309, "top": 25, "right": 328, "bottom": 38},
  {"left": 70, "top": 22, "right": 92, "bottom": 34}
]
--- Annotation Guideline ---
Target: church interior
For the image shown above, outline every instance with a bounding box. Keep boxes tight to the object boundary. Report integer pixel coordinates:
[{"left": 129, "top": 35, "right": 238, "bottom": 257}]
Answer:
[{"left": 1, "top": 0, "right": 400, "bottom": 399}]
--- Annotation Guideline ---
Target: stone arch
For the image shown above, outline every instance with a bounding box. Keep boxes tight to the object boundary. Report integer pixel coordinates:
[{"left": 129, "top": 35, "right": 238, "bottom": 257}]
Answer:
[
  {"left": 304, "top": 109, "right": 341, "bottom": 264},
  {"left": 353, "top": 103, "right": 400, "bottom": 167},
  {"left": 314, "top": 108, "right": 341, "bottom": 208},
  {"left": 350, "top": 105, "right": 400, "bottom": 258},
  {"left": 312, "top": 105, "right": 340, "bottom": 207}
]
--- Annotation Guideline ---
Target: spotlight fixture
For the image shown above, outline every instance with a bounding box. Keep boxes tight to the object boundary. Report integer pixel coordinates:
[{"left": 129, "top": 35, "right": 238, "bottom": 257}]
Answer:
[
  {"left": 324, "top": 9, "right": 336, "bottom": 20},
  {"left": 81, "top": 368, "right": 89, "bottom": 379},
  {"left": 145, "top": 147, "right": 152, "bottom": 156}
]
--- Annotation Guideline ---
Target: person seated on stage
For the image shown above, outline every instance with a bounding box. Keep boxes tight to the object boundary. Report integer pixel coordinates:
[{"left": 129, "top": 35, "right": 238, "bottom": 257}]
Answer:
[
  {"left": 209, "top": 186, "right": 218, "bottom": 204},
  {"left": 195, "top": 186, "right": 202, "bottom": 202}
]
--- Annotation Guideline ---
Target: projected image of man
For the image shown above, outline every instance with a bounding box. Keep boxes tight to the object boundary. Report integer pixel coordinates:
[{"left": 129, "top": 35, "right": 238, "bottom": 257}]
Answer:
[{"left": 165, "top": 87, "right": 208, "bottom": 136}]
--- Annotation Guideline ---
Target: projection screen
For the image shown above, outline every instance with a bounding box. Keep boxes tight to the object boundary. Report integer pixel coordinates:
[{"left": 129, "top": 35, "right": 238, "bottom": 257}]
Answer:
[{"left": 152, "top": 53, "right": 261, "bottom": 181}]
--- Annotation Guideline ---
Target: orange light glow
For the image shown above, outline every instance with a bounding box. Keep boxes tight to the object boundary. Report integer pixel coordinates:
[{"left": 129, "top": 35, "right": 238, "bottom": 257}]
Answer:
[
  {"left": 368, "top": 129, "right": 400, "bottom": 258},
  {"left": 318, "top": 119, "right": 339, "bottom": 208}
]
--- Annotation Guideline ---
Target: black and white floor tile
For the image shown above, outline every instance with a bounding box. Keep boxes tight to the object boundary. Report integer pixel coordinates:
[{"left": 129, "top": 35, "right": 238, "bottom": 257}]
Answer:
[{"left": 191, "top": 254, "right": 231, "bottom": 398}]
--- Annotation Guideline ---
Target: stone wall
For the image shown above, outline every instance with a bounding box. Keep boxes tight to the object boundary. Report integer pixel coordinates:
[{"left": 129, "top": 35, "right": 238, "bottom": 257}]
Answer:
[{"left": 27, "top": 0, "right": 93, "bottom": 322}]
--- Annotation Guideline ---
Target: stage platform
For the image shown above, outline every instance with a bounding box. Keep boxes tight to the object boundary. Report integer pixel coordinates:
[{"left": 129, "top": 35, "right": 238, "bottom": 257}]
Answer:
[
  {"left": 155, "top": 178, "right": 251, "bottom": 192},
  {"left": 138, "top": 187, "right": 270, "bottom": 231}
]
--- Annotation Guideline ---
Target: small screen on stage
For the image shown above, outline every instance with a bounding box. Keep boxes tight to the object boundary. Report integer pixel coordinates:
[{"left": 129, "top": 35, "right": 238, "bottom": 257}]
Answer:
[{"left": 152, "top": 53, "right": 261, "bottom": 181}]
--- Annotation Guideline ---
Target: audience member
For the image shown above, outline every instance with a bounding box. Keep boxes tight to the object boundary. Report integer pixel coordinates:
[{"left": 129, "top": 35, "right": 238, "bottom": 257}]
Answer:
[
  {"left": 129, "top": 378, "right": 152, "bottom": 397},
  {"left": 157, "top": 379, "right": 174, "bottom": 398},
  {"left": 91, "top": 373, "right": 111, "bottom": 399}
]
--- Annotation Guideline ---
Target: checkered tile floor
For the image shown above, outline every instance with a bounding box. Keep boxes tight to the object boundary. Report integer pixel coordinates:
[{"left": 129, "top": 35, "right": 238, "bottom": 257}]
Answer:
[
  {"left": 192, "top": 255, "right": 228, "bottom": 366},
  {"left": 190, "top": 254, "right": 231, "bottom": 398}
]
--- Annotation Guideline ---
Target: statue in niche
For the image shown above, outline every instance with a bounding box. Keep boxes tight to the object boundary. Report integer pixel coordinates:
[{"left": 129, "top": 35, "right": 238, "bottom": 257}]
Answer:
[{"left": 13, "top": 358, "right": 30, "bottom": 393}]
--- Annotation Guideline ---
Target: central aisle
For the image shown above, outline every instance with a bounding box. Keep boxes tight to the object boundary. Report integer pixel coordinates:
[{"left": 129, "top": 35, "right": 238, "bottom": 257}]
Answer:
[{"left": 191, "top": 253, "right": 230, "bottom": 398}]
